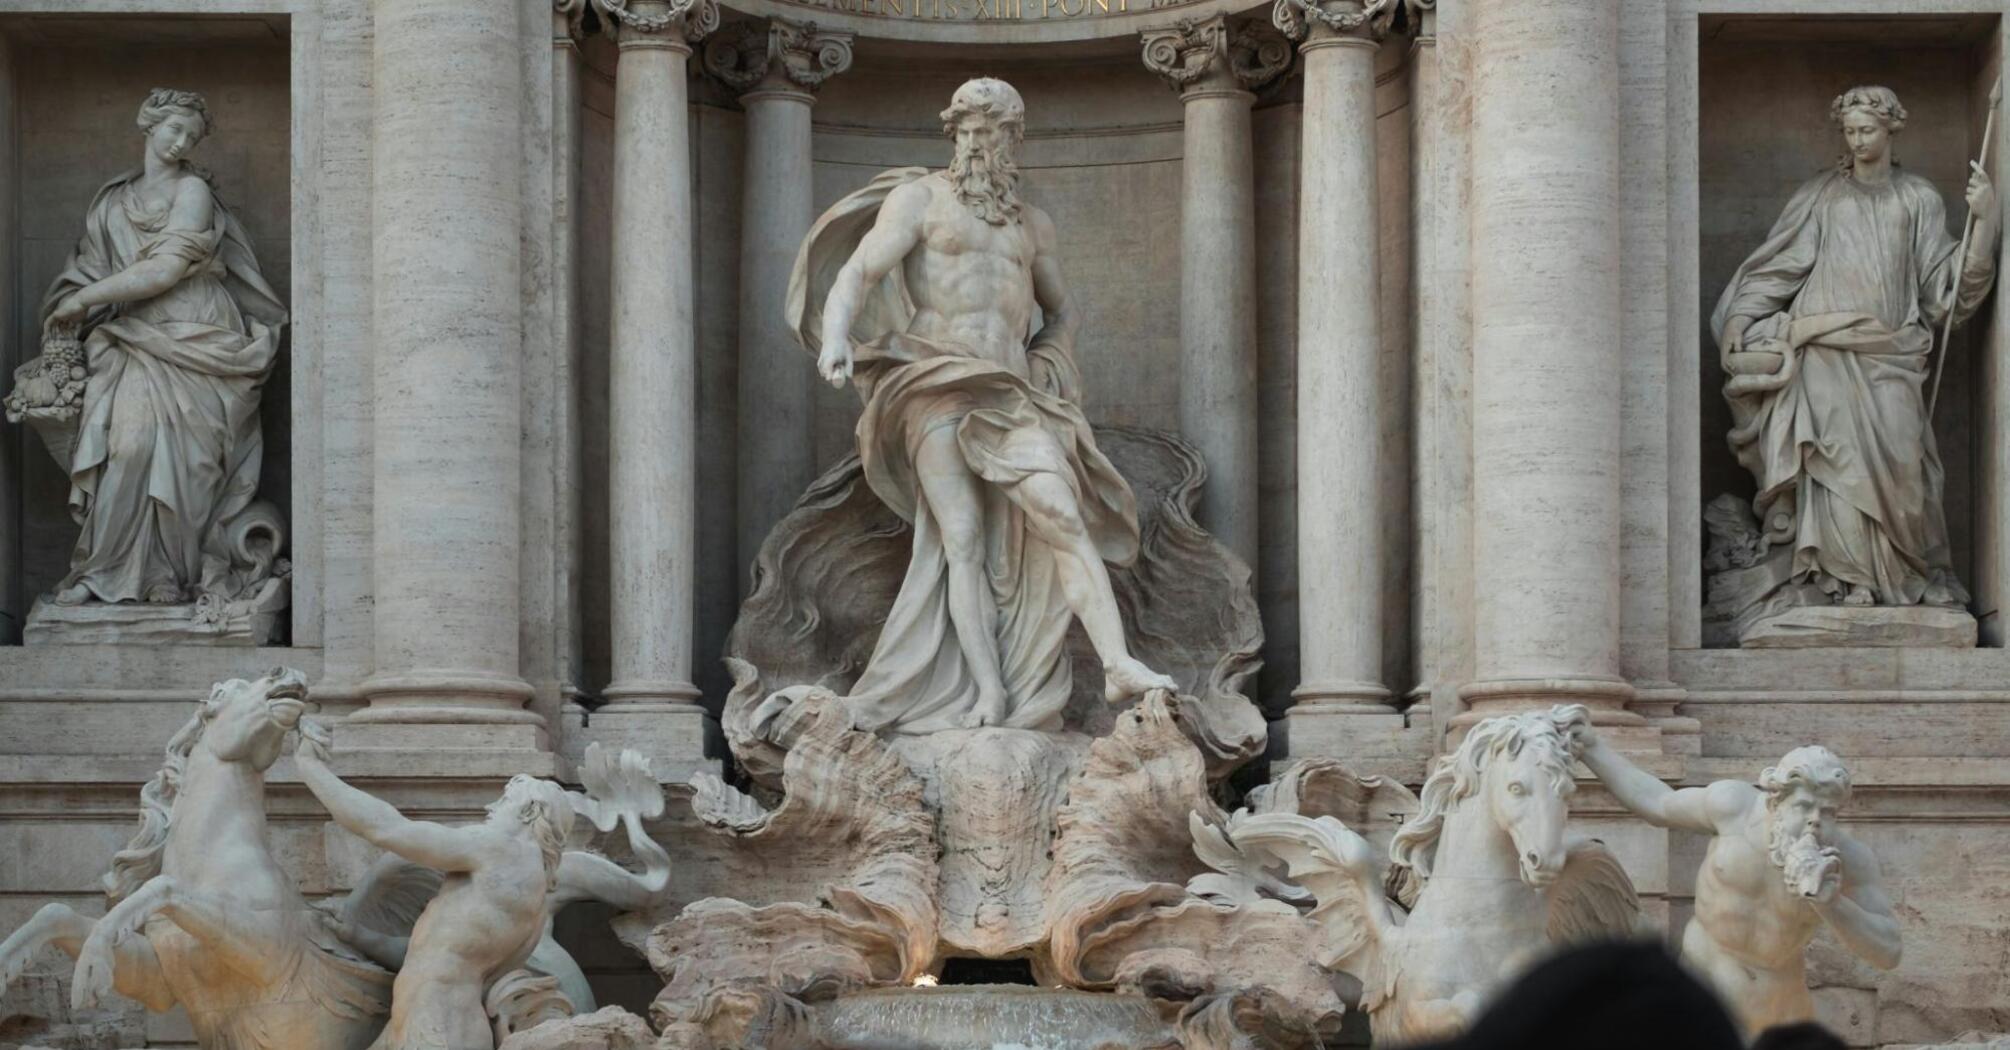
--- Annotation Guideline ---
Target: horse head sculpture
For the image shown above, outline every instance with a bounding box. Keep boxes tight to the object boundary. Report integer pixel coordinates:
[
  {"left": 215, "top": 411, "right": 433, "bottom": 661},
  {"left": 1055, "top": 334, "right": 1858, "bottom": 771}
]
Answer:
[
  {"left": 1, "top": 668, "right": 394, "bottom": 1050},
  {"left": 1196, "top": 704, "right": 1641, "bottom": 1048},
  {"left": 197, "top": 666, "right": 310, "bottom": 770},
  {"left": 1389, "top": 704, "right": 1587, "bottom": 896}
]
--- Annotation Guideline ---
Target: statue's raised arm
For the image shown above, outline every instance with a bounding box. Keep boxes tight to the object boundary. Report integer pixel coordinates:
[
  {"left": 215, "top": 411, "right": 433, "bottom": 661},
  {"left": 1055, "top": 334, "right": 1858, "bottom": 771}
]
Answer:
[{"left": 1580, "top": 732, "right": 1902, "bottom": 1035}]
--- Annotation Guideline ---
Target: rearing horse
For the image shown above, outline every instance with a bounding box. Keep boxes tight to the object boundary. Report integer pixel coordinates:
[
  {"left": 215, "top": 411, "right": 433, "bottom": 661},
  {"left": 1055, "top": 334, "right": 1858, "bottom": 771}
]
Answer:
[
  {"left": 0, "top": 668, "right": 391, "bottom": 1050},
  {"left": 1200, "top": 704, "right": 1641, "bottom": 1047}
]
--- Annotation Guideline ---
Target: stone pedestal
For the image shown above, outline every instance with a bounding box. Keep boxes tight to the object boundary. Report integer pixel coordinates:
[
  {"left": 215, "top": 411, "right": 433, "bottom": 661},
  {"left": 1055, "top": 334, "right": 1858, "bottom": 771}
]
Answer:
[
  {"left": 1742, "top": 606, "right": 1979, "bottom": 649},
  {"left": 559, "top": 701, "right": 710, "bottom": 783},
  {"left": 24, "top": 579, "right": 288, "bottom": 646},
  {"left": 1282, "top": 702, "right": 1435, "bottom": 783},
  {"left": 891, "top": 728, "right": 1089, "bottom": 957}
]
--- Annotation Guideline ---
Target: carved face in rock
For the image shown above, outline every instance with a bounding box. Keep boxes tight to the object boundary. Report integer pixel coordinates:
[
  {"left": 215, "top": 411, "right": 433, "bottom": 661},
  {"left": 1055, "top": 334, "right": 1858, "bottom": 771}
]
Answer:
[
  {"left": 199, "top": 667, "right": 310, "bottom": 770},
  {"left": 486, "top": 774, "right": 575, "bottom": 886},
  {"left": 138, "top": 92, "right": 210, "bottom": 168},
  {"left": 940, "top": 78, "right": 1025, "bottom": 225},
  {"left": 1761, "top": 746, "right": 1851, "bottom": 866},
  {"left": 1840, "top": 109, "right": 1894, "bottom": 167},
  {"left": 1830, "top": 85, "right": 1905, "bottom": 171},
  {"left": 1483, "top": 731, "right": 1577, "bottom": 889}
]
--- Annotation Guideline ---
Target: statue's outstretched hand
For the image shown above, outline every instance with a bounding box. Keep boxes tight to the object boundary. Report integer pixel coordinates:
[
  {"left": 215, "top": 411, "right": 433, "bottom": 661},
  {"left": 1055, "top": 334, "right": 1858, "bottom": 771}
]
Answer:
[
  {"left": 818, "top": 340, "right": 854, "bottom": 388},
  {"left": 297, "top": 717, "right": 334, "bottom": 765}
]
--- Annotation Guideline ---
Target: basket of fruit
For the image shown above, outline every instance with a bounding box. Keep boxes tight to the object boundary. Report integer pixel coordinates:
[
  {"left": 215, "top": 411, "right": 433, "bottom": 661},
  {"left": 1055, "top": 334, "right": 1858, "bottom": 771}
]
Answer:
[{"left": 7, "top": 329, "right": 88, "bottom": 464}]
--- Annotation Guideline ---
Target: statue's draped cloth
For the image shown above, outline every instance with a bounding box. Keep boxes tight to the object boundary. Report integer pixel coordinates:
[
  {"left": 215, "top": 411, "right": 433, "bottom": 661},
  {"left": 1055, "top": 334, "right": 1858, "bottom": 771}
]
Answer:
[
  {"left": 787, "top": 168, "right": 1139, "bottom": 733},
  {"left": 1712, "top": 171, "right": 1989, "bottom": 605},
  {"left": 47, "top": 170, "right": 286, "bottom": 603}
]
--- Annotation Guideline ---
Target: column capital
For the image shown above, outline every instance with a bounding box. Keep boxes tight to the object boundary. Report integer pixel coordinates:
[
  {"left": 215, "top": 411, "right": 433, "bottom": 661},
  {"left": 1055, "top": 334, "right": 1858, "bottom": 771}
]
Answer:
[
  {"left": 703, "top": 18, "right": 854, "bottom": 98},
  {"left": 1141, "top": 15, "right": 1291, "bottom": 98},
  {"left": 1271, "top": 0, "right": 1428, "bottom": 47},
  {"left": 555, "top": 0, "right": 588, "bottom": 47},
  {"left": 585, "top": 0, "right": 719, "bottom": 49}
]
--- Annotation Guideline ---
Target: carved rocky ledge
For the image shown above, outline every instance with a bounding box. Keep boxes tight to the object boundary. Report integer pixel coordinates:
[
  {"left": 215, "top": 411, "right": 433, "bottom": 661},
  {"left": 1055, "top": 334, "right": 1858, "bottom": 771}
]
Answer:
[
  {"left": 721, "top": 424, "right": 1266, "bottom": 785},
  {"left": 617, "top": 689, "right": 936, "bottom": 1044},
  {"left": 1045, "top": 693, "right": 1421, "bottom": 1040}
]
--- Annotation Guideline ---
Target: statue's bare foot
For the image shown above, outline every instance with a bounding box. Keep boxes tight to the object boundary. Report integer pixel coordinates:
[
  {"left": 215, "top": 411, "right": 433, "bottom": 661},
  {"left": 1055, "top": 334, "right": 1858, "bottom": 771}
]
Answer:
[
  {"left": 1103, "top": 657, "right": 1178, "bottom": 704},
  {"left": 1842, "top": 584, "right": 1875, "bottom": 607},
  {"left": 50, "top": 582, "right": 90, "bottom": 606},
  {"left": 143, "top": 582, "right": 184, "bottom": 604},
  {"left": 960, "top": 691, "right": 1008, "bottom": 728}
]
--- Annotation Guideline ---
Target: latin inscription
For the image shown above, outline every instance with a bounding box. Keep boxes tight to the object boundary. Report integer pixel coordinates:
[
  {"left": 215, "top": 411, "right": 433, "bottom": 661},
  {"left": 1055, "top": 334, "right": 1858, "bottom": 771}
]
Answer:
[{"left": 773, "top": 0, "right": 1199, "bottom": 22}]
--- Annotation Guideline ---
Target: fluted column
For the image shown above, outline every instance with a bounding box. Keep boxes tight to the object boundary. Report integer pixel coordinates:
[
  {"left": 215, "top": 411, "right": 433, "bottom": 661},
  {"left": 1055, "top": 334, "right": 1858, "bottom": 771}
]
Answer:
[
  {"left": 1459, "top": 0, "right": 1636, "bottom": 731},
  {"left": 355, "top": 0, "right": 542, "bottom": 754},
  {"left": 577, "top": 0, "right": 718, "bottom": 779},
  {"left": 1142, "top": 15, "right": 1289, "bottom": 571},
  {"left": 1277, "top": 0, "right": 1388, "bottom": 717},
  {"left": 603, "top": 0, "right": 714, "bottom": 712},
  {"left": 706, "top": 19, "right": 853, "bottom": 585}
]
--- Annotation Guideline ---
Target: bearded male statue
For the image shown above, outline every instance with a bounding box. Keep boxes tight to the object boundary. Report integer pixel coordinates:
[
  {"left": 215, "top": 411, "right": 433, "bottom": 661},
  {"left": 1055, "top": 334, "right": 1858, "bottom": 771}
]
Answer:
[
  {"left": 1578, "top": 735, "right": 1901, "bottom": 1034},
  {"left": 784, "top": 78, "right": 1177, "bottom": 734}
]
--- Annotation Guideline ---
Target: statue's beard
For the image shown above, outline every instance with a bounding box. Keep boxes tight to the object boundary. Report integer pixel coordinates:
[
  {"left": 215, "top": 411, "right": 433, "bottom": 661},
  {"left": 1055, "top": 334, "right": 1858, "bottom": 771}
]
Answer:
[{"left": 949, "top": 143, "right": 1022, "bottom": 226}]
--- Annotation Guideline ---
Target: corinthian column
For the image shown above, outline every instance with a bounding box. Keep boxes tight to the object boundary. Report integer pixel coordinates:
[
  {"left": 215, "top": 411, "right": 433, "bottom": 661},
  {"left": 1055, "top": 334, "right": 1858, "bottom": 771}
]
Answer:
[
  {"left": 353, "top": 0, "right": 546, "bottom": 762},
  {"left": 1142, "top": 15, "right": 1290, "bottom": 571},
  {"left": 1267, "top": 0, "right": 1404, "bottom": 759},
  {"left": 582, "top": 0, "right": 718, "bottom": 778},
  {"left": 705, "top": 19, "right": 853, "bottom": 585},
  {"left": 1460, "top": 0, "right": 1640, "bottom": 735}
]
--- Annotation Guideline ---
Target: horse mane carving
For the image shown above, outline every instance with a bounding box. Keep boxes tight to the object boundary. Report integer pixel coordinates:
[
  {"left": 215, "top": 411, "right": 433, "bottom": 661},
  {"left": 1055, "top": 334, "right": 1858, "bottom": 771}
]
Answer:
[
  {"left": 106, "top": 708, "right": 206, "bottom": 904},
  {"left": 1388, "top": 708, "right": 1580, "bottom": 882}
]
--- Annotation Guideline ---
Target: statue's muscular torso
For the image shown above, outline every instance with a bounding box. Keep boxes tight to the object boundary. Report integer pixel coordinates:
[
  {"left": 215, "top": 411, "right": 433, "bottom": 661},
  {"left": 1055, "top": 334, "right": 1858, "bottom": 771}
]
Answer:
[
  {"left": 1686, "top": 805, "right": 1825, "bottom": 1023},
  {"left": 380, "top": 837, "right": 546, "bottom": 1050},
  {"left": 896, "top": 173, "right": 1045, "bottom": 370}
]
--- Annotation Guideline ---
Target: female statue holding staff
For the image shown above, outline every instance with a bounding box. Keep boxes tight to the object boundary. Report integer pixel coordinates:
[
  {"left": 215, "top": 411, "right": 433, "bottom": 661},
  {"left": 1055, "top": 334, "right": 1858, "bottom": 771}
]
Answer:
[{"left": 1714, "top": 85, "right": 1997, "bottom": 619}]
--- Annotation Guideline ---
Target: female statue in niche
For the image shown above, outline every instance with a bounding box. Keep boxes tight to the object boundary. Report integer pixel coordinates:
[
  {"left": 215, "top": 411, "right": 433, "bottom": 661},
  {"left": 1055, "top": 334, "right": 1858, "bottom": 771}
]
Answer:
[
  {"left": 1708, "top": 85, "right": 1998, "bottom": 643},
  {"left": 8, "top": 88, "right": 288, "bottom": 640}
]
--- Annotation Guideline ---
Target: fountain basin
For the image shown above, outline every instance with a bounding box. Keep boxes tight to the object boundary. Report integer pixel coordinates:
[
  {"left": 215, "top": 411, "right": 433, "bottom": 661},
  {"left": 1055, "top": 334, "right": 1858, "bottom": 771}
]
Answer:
[{"left": 811, "top": 984, "right": 1176, "bottom": 1050}]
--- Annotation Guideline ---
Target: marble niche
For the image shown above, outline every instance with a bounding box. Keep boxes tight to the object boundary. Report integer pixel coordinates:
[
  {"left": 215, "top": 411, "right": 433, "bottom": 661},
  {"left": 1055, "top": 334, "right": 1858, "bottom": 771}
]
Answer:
[
  {"left": 1698, "top": 22, "right": 2006, "bottom": 650},
  {"left": 2, "top": 58, "right": 293, "bottom": 647}
]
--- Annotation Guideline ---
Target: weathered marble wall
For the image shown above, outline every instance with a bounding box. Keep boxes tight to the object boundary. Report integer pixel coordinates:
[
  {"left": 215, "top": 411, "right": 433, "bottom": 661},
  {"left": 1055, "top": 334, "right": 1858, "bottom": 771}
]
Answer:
[{"left": 5, "top": 31, "right": 292, "bottom": 616}]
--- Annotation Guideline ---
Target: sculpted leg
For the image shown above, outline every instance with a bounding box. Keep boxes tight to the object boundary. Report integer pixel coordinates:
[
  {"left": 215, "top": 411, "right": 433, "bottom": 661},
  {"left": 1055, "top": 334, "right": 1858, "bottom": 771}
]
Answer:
[
  {"left": 1, "top": 902, "right": 173, "bottom": 1012},
  {"left": 914, "top": 425, "right": 1009, "bottom": 726},
  {"left": 0, "top": 902, "right": 93, "bottom": 990},
  {"left": 1010, "top": 473, "right": 1177, "bottom": 703},
  {"left": 76, "top": 876, "right": 282, "bottom": 1011}
]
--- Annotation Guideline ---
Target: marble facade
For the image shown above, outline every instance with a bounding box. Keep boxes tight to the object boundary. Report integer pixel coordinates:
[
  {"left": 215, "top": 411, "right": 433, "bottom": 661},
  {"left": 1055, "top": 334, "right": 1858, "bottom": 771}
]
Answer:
[{"left": 0, "top": 2, "right": 2008, "bottom": 1048}]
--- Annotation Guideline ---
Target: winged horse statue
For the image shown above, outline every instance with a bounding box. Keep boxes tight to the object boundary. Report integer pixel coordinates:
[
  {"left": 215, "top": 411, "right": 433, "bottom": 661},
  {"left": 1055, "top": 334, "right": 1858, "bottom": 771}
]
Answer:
[
  {"left": 1193, "top": 704, "right": 1643, "bottom": 1046},
  {"left": 0, "top": 668, "right": 394, "bottom": 1050}
]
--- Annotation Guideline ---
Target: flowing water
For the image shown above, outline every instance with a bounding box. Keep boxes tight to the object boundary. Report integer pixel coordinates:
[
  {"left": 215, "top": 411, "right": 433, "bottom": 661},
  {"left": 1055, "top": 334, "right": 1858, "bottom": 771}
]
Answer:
[{"left": 812, "top": 984, "right": 1177, "bottom": 1050}]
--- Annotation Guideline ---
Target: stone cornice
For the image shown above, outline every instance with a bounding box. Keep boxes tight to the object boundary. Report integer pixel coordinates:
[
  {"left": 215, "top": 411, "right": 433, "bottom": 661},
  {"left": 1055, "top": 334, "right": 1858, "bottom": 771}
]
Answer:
[
  {"left": 1140, "top": 14, "right": 1291, "bottom": 97},
  {"left": 703, "top": 17, "right": 855, "bottom": 95}
]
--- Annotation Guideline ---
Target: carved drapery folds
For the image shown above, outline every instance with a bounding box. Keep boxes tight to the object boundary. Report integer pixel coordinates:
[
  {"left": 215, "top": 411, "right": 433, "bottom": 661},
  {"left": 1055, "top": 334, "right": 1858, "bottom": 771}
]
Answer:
[
  {"left": 1140, "top": 15, "right": 1291, "bottom": 96},
  {"left": 703, "top": 18, "right": 854, "bottom": 95}
]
